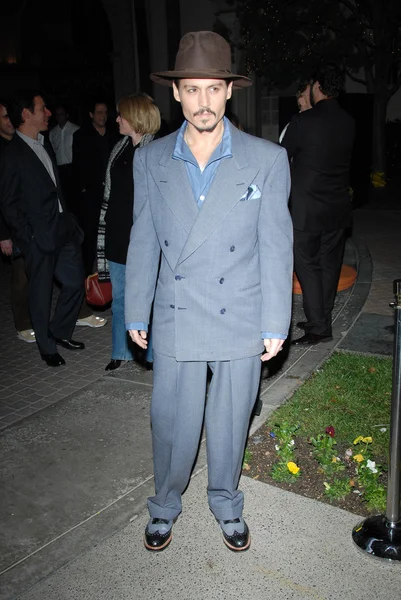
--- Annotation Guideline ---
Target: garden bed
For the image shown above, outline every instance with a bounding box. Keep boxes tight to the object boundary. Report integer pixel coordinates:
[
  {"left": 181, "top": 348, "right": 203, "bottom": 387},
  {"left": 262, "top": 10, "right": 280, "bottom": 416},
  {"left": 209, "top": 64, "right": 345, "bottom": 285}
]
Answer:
[{"left": 243, "top": 352, "right": 393, "bottom": 516}]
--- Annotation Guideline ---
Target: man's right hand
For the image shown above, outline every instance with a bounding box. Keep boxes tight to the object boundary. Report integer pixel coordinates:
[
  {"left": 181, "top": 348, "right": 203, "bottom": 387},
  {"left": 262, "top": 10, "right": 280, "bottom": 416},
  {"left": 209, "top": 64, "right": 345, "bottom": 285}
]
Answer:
[
  {"left": 0, "top": 239, "right": 13, "bottom": 256},
  {"left": 128, "top": 330, "right": 148, "bottom": 349}
]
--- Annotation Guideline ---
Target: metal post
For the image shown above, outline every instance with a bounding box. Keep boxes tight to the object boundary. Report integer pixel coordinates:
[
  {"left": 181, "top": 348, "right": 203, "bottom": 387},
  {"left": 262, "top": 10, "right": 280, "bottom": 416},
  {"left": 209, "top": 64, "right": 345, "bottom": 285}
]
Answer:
[
  {"left": 352, "top": 279, "right": 401, "bottom": 560},
  {"left": 386, "top": 279, "right": 401, "bottom": 525}
]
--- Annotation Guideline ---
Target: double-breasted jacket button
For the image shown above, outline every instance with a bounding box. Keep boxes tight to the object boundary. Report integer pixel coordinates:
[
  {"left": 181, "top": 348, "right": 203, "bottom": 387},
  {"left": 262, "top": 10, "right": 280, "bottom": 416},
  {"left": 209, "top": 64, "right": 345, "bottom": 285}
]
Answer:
[
  {"left": 220, "top": 308, "right": 226, "bottom": 314},
  {"left": 164, "top": 240, "right": 169, "bottom": 246},
  {"left": 170, "top": 304, "right": 175, "bottom": 309},
  {"left": 230, "top": 245, "right": 235, "bottom": 252},
  {"left": 175, "top": 274, "right": 183, "bottom": 281},
  {"left": 219, "top": 278, "right": 224, "bottom": 284}
]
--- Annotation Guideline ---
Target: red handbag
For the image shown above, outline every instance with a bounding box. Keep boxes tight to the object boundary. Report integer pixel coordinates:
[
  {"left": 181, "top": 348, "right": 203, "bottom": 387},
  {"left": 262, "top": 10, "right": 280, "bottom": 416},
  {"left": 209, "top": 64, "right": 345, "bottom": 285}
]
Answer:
[{"left": 85, "top": 272, "right": 112, "bottom": 306}]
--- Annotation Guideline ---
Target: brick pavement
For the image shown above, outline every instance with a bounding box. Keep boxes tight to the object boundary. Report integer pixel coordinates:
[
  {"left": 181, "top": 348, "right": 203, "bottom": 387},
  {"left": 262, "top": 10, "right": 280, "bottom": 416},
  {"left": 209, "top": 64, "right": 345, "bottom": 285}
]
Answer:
[
  {"left": 0, "top": 237, "right": 358, "bottom": 432},
  {"left": 0, "top": 259, "right": 112, "bottom": 431},
  {"left": 352, "top": 208, "right": 401, "bottom": 316}
]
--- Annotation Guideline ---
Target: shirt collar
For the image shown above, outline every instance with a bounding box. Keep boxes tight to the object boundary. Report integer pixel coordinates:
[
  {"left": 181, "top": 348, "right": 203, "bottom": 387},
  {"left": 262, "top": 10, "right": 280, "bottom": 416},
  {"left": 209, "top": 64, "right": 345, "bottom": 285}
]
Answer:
[
  {"left": 172, "top": 116, "right": 233, "bottom": 166},
  {"left": 17, "top": 130, "right": 45, "bottom": 147}
]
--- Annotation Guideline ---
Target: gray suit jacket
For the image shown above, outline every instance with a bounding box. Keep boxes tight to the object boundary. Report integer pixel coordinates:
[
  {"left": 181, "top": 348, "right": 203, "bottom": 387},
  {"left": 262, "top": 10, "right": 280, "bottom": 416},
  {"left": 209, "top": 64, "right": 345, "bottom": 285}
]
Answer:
[{"left": 125, "top": 122, "right": 293, "bottom": 361}]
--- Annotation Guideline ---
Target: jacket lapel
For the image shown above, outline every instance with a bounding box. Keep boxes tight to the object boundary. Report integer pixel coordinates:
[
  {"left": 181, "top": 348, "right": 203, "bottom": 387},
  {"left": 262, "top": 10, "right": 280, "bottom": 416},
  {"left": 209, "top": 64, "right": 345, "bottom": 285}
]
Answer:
[
  {"left": 177, "top": 125, "right": 259, "bottom": 265},
  {"left": 16, "top": 135, "right": 58, "bottom": 191},
  {"left": 150, "top": 133, "right": 199, "bottom": 234}
]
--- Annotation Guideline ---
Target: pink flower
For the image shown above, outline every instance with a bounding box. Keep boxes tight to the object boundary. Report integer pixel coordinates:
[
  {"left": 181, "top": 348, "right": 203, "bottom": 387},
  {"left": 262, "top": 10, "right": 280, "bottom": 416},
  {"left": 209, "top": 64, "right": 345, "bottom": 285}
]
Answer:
[{"left": 325, "top": 426, "right": 335, "bottom": 437}]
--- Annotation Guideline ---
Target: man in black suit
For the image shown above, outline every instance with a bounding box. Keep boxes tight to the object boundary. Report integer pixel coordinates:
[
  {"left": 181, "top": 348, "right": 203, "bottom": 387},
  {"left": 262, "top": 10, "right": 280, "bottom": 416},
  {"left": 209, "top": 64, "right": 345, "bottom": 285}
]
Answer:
[
  {"left": 281, "top": 66, "right": 355, "bottom": 345},
  {"left": 0, "top": 91, "right": 85, "bottom": 366}
]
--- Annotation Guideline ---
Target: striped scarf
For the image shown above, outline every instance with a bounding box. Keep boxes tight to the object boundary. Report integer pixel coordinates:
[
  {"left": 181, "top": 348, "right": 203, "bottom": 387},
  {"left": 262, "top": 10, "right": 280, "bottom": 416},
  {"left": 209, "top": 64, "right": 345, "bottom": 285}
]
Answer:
[{"left": 97, "top": 133, "right": 154, "bottom": 281}]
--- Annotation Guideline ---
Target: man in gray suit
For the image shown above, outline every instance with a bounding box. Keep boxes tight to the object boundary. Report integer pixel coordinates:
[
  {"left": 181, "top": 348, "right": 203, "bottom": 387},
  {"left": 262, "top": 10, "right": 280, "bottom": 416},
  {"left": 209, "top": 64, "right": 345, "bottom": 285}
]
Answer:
[{"left": 125, "top": 31, "right": 293, "bottom": 552}]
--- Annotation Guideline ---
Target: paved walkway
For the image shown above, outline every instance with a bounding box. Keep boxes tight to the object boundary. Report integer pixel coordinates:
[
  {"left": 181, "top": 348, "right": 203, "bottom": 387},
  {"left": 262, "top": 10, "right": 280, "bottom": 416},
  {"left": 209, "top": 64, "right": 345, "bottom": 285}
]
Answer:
[
  {"left": 353, "top": 209, "right": 400, "bottom": 316},
  {"left": 0, "top": 270, "right": 112, "bottom": 430},
  {"left": 0, "top": 205, "right": 400, "bottom": 600}
]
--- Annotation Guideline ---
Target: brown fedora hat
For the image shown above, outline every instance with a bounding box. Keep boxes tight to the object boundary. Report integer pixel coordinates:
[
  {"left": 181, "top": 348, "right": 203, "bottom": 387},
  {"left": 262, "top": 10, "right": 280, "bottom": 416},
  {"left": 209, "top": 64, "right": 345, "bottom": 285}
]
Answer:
[{"left": 150, "top": 31, "right": 252, "bottom": 89}]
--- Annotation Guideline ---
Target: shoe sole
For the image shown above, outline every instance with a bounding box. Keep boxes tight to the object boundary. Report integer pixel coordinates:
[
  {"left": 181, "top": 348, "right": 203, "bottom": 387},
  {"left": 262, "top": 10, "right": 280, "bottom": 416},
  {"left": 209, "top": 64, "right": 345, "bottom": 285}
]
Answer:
[
  {"left": 76, "top": 321, "right": 106, "bottom": 328},
  {"left": 17, "top": 336, "right": 36, "bottom": 343},
  {"left": 309, "top": 337, "right": 333, "bottom": 345},
  {"left": 292, "top": 336, "right": 333, "bottom": 346},
  {"left": 56, "top": 344, "right": 85, "bottom": 351},
  {"left": 223, "top": 533, "right": 251, "bottom": 552},
  {"left": 144, "top": 531, "right": 172, "bottom": 552},
  {"left": 42, "top": 359, "right": 66, "bottom": 367}
]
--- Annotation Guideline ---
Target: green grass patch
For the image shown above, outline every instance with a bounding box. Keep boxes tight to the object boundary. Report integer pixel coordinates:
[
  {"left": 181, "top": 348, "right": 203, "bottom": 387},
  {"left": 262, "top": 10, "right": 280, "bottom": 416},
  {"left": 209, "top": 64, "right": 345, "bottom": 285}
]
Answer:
[
  {"left": 267, "top": 352, "right": 392, "bottom": 462},
  {"left": 243, "top": 447, "right": 252, "bottom": 468}
]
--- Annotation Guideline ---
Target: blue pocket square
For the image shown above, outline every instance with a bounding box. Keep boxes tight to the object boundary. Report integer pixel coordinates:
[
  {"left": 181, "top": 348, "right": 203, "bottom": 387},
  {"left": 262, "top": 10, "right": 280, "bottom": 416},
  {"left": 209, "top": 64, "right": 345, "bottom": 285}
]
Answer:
[{"left": 240, "top": 184, "right": 261, "bottom": 201}]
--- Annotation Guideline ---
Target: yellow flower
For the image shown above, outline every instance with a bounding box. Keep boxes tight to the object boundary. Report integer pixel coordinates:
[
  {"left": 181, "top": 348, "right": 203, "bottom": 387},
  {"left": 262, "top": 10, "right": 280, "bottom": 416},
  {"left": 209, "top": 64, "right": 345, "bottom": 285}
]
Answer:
[
  {"left": 287, "top": 461, "right": 300, "bottom": 474},
  {"left": 370, "top": 172, "right": 386, "bottom": 188},
  {"left": 353, "top": 436, "right": 363, "bottom": 445},
  {"left": 332, "top": 457, "right": 338, "bottom": 463},
  {"left": 353, "top": 454, "right": 364, "bottom": 463},
  {"left": 362, "top": 437, "right": 372, "bottom": 444},
  {"left": 323, "top": 482, "right": 331, "bottom": 491}
]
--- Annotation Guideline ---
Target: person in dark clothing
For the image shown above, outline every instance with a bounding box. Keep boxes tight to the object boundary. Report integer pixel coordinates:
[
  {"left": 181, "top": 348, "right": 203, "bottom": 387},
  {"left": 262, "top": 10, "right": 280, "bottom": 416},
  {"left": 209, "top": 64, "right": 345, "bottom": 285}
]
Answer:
[
  {"left": 0, "top": 92, "right": 85, "bottom": 367},
  {"left": 97, "top": 93, "right": 160, "bottom": 371},
  {"left": 72, "top": 101, "right": 119, "bottom": 276},
  {"left": 281, "top": 66, "right": 355, "bottom": 346},
  {"left": 0, "top": 99, "right": 34, "bottom": 342}
]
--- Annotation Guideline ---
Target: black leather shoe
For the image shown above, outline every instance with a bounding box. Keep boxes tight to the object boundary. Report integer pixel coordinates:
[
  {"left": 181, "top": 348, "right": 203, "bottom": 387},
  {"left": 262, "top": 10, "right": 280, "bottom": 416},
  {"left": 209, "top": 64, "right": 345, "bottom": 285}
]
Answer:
[
  {"left": 41, "top": 352, "right": 66, "bottom": 367},
  {"left": 135, "top": 354, "right": 153, "bottom": 371},
  {"left": 55, "top": 338, "right": 85, "bottom": 350},
  {"left": 144, "top": 518, "right": 173, "bottom": 551},
  {"left": 219, "top": 518, "right": 251, "bottom": 552},
  {"left": 105, "top": 359, "right": 122, "bottom": 371},
  {"left": 292, "top": 332, "right": 333, "bottom": 346}
]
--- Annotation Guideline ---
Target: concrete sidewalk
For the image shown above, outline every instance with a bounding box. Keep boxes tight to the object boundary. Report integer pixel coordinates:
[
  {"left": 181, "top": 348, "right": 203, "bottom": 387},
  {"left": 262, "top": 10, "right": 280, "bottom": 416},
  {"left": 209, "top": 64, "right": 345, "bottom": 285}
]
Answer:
[
  {"left": 0, "top": 206, "right": 400, "bottom": 600},
  {"left": 14, "top": 470, "right": 401, "bottom": 600}
]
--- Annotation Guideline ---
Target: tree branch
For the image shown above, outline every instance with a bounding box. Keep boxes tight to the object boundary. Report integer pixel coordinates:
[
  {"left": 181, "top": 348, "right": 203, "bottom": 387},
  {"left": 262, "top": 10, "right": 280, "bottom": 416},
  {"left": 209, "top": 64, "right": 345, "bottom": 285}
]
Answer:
[
  {"left": 345, "top": 69, "right": 367, "bottom": 86},
  {"left": 338, "top": 0, "right": 358, "bottom": 17},
  {"left": 360, "top": 35, "right": 376, "bottom": 50}
]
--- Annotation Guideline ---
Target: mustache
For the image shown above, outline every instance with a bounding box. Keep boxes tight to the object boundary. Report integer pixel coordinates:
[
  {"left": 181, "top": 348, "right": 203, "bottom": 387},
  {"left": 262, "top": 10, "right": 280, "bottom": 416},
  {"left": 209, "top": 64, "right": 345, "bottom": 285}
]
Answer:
[{"left": 193, "top": 108, "right": 216, "bottom": 118}]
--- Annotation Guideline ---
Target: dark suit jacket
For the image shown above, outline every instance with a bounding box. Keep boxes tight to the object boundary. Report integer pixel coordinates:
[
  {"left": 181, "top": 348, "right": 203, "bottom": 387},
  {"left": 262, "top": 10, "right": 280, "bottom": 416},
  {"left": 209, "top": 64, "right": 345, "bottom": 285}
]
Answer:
[
  {"left": 72, "top": 125, "right": 119, "bottom": 202},
  {"left": 0, "top": 134, "right": 82, "bottom": 254},
  {"left": 281, "top": 98, "right": 355, "bottom": 232},
  {"left": 0, "top": 135, "right": 11, "bottom": 242}
]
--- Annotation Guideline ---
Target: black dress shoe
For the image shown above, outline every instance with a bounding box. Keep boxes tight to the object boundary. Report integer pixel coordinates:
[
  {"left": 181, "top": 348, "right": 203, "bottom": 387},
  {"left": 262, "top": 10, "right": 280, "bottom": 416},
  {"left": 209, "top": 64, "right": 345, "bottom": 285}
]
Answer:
[
  {"left": 144, "top": 518, "right": 173, "bottom": 551},
  {"left": 41, "top": 352, "right": 66, "bottom": 367},
  {"left": 292, "top": 332, "right": 333, "bottom": 346},
  {"left": 105, "top": 359, "right": 122, "bottom": 371},
  {"left": 55, "top": 338, "right": 85, "bottom": 350},
  {"left": 219, "top": 518, "right": 251, "bottom": 552},
  {"left": 135, "top": 354, "right": 153, "bottom": 371}
]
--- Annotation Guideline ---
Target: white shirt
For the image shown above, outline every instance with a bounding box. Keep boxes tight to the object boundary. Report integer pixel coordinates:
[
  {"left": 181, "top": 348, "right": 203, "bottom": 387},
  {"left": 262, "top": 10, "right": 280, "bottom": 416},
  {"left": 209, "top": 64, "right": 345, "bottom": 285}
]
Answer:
[
  {"left": 278, "top": 122, "right": 290, "bottom": 144},
  {"left": 17, "top": 130, "right": 63, "bottom": 212},
  {"left": 49, "top": 121, "right": 79, "bottom": 166}
]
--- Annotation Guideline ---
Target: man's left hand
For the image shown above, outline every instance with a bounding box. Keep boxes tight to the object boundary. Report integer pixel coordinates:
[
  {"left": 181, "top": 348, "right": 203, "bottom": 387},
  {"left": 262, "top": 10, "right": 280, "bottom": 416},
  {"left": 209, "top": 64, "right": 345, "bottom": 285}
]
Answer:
[{"left": 261, "top": 338, "right": 284, "bottom": 361}]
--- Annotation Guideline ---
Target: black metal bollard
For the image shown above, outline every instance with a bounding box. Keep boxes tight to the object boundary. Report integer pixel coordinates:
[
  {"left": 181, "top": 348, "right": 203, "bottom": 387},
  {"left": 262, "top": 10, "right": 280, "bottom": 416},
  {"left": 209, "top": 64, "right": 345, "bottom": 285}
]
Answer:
[{"left": 352, "top": 279, "right": 401, "bottom": 560}]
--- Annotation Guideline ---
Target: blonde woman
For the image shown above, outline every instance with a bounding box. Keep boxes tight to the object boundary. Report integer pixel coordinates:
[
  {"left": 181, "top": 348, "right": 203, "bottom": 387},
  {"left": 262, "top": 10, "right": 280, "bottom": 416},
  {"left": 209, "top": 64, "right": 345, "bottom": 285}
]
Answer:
[{"left": 97, "top": 93, "right": 160, "bottom": 370}]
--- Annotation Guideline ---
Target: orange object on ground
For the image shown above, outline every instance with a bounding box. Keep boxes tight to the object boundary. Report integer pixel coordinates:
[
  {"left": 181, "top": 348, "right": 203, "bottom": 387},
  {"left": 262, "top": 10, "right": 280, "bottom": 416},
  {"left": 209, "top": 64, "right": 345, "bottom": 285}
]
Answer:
[{"left": 293, "top": 264, "right": 357, "bottom": 295}]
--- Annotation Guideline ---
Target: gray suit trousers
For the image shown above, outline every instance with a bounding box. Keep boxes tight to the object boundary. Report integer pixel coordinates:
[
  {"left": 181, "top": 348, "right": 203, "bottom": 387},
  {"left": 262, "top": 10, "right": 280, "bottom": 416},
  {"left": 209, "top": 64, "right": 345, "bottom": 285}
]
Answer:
[{"left": 148, "top": 352, "right": 262, "bottom": 521}]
